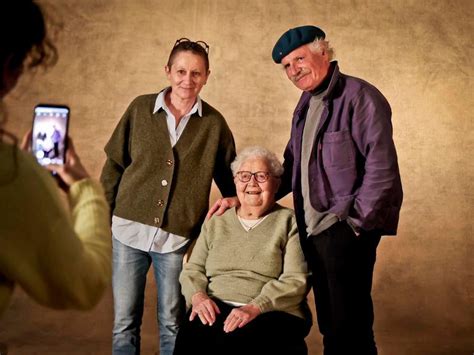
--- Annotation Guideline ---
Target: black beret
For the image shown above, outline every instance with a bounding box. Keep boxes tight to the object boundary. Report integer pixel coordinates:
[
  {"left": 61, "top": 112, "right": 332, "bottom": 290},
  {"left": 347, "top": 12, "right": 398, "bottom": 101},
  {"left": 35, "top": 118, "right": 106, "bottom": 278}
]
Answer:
[{"left": 272, "top": 25, "right": 326, "bottom": 63}]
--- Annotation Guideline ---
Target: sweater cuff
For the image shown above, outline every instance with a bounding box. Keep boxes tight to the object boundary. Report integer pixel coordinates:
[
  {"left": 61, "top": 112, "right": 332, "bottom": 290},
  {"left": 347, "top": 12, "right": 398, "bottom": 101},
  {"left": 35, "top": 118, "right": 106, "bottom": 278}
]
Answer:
[
  {"left": 250, "top": 295, "right": 273, "bottom": 314},
  {"left": 68, "top": 178, "right": 104, "bottom": 206},
  {"left": 184, "top": 287, "right": 207, "bottom": 307}
]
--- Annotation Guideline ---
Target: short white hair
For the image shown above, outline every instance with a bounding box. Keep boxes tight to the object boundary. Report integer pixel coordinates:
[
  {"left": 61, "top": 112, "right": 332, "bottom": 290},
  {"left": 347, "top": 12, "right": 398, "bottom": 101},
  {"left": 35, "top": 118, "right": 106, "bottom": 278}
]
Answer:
[
  {"left": 231, "top": 146, "right": 284, "bottom": 177},
  {"left": 309, "top": 38, "right": 335, "bottom": 61}
]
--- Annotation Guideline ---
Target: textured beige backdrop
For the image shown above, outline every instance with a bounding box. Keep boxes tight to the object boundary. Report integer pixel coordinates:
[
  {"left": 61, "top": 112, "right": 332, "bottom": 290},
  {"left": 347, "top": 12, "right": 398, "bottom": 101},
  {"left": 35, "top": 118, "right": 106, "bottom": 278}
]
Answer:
[{"left": 2, "top": 0, "right": 473, "bottom": 354}]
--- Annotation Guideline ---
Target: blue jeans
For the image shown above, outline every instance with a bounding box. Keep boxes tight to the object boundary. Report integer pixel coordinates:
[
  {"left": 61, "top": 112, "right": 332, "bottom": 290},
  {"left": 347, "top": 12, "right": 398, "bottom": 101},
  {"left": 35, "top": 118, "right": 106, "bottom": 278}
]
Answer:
[{"left": 112, "top": 238, "right": 186, "bottom": 355}]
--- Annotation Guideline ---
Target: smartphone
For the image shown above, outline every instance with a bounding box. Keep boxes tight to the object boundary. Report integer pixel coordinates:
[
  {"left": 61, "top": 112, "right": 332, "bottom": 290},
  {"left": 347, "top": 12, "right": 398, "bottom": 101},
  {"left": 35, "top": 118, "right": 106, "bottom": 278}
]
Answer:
[{"left": 31, "top": 104, "right": 70, "bottom": 166}]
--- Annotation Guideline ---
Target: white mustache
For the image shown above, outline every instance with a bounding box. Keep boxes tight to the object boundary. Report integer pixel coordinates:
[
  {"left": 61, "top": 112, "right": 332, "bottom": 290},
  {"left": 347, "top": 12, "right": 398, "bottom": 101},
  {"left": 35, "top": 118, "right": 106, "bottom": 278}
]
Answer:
[{"left": 292, "top": 69, "right": 309, "bottom": 82}]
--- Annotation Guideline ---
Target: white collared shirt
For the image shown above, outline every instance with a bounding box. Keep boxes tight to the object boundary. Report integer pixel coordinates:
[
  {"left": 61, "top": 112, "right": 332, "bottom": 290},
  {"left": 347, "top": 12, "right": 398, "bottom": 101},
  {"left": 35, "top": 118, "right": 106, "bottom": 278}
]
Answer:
[
  {"left": 112, "top": 88, "right": 203, "bottom": 253},
  {"left": 153, "top": 87, "right": 203, "bottom": 146}
]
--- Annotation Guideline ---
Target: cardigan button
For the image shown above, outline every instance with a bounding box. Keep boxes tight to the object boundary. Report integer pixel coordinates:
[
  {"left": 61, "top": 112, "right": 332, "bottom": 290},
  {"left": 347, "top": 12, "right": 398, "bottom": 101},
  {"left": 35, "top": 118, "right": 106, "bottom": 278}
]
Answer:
[
  {"left": 166, "top": 159, "right": 173, "bottom": 167},
  {"left": 161, "top": 179, "right": 168, "bottom": 187},
  {"left": 154, "top": 217, "right": 160, "bottom": 224},
  {"left": 157, "top": 200, "right": 165, "bottom": 207}
]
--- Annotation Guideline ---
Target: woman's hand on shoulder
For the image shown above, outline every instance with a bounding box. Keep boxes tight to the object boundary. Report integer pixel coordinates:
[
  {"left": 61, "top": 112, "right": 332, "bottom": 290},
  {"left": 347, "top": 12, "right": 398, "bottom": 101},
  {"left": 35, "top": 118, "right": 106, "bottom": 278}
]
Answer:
[
  {"left": 223, "top": 303, "right": 261, "bottom": 333},
  {"left": 190, "top": 291, "right": 220, "bottom": 326},
  {"left": 206, "top": 196, "right": 240, "bottom": 220}
]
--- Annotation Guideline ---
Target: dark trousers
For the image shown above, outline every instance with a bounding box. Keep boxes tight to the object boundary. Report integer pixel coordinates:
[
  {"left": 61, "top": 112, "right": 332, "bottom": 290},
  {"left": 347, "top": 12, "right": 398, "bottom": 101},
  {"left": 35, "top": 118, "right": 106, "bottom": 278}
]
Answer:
[
  {"left": 173, "top": 299, "right": 309, "bottom": 355},
  {"left": 306, "top": 221, "right": 381, "bottom": 355}
]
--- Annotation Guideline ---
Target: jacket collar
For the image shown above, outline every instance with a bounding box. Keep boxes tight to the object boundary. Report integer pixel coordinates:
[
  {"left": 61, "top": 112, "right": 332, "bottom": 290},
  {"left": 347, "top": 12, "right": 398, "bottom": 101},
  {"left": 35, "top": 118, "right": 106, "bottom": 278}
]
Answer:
[{"left": 324, "top": 61, "right": 340, "bottom": 100}]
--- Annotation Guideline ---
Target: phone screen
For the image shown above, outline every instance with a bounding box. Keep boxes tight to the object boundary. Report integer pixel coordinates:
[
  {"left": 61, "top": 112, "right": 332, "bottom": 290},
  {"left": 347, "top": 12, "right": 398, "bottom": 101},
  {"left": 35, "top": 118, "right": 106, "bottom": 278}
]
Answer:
[{"left": 31, "top": 105, "right": 70, "bottom": 166}]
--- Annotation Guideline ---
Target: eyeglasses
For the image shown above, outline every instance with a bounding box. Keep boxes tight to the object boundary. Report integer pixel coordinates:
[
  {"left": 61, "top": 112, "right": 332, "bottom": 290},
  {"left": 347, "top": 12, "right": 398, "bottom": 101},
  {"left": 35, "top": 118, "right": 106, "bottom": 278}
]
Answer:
[
  {"left": 174, "top": 38, "right": 210, "bottom": 54},
  {"left": 236, "top": 171, "right": 271, "bottom": 183}
]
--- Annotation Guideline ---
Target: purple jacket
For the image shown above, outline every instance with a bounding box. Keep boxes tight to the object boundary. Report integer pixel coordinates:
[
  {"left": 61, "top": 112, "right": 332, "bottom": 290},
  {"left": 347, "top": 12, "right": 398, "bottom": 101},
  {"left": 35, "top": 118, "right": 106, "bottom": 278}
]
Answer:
[{"left": 280, "top": 62, "right": 403, "bottom": 237}]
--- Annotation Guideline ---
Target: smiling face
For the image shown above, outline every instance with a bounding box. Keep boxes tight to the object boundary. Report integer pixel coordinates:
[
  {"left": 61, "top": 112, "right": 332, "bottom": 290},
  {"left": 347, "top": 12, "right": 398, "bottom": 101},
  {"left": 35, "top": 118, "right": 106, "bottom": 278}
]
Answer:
[
  {"left": 280, "top": 44, "right": 330, "bottom": 92},
  {"left": 165, "top": 50, "right": 209, "bottom": 101},
  {"left": 234, "top": 157, "right": 280, "bottom": 215}
]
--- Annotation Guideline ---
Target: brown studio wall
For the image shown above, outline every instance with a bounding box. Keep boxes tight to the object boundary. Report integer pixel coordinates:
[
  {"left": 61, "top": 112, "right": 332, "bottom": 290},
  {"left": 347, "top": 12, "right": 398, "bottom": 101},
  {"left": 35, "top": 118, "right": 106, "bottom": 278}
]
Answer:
[{"left": 4, "top": 0, "right": 473, "bottom": 353}]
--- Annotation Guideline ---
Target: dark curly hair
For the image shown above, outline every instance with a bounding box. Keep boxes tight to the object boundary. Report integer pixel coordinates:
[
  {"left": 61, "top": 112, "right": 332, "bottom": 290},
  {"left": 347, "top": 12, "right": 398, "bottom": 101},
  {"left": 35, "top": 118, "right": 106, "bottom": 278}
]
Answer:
[
  {"left": 0, "top": 0, "right": 58, "bottom": 144},
  {"left": 0, "top": 0, "right": 57, "bottom": 79}
]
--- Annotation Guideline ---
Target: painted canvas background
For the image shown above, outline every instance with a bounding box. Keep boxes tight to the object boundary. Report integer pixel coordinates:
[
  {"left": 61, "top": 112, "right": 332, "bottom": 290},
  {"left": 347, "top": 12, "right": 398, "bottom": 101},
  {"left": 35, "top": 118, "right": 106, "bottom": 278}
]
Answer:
[{"left": 2, "top": 1, "right": 472, "bottom": 353}]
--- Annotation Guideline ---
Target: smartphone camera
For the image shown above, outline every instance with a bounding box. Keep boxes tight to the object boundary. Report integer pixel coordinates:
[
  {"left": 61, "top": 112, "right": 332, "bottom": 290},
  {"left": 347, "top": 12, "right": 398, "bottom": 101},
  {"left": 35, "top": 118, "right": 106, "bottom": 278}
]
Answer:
[{"left": 31, "top": 104, "right": 69, "bottom": 167}]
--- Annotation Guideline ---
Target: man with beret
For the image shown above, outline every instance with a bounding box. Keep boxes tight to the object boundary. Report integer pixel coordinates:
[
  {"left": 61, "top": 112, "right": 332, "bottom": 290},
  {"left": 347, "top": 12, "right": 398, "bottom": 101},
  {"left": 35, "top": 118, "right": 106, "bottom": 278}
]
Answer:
[{"left": 272, "top": 25, "right": 403, "bottom": 354}]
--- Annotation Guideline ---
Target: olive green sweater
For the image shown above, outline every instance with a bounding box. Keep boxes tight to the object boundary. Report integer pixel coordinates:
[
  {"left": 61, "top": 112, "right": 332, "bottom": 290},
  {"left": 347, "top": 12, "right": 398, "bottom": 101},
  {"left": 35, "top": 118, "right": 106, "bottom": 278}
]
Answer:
[
  {"left": 100, "top": 93, "right": 236, "bottom": 239},
  {"left": 180, "top": 205, "right": 310, "bottom": 320}
]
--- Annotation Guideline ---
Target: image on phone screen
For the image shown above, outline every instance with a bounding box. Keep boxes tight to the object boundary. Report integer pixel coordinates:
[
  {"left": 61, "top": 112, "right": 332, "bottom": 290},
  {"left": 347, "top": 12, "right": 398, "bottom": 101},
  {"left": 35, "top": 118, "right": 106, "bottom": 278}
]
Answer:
[{"left": 31, "top": 105, "right": 69, "bottom": 166}]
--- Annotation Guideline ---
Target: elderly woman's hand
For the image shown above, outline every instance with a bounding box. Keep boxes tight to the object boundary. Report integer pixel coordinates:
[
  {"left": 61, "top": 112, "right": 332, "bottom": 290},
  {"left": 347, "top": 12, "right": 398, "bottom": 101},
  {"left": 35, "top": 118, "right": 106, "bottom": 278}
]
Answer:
[
  {"left": 190, "top": 291, "right": 221, "bottom": 326},
  {"left": 223, "top": 303, "right": 261, "bottom": 333}
]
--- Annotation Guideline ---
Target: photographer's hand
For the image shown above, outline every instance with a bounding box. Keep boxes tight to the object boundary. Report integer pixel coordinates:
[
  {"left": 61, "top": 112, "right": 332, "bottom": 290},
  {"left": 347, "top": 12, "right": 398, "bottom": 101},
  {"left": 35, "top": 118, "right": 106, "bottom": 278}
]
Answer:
[{"left": 46, "top": 138, "right": 89, "bottom": 191}]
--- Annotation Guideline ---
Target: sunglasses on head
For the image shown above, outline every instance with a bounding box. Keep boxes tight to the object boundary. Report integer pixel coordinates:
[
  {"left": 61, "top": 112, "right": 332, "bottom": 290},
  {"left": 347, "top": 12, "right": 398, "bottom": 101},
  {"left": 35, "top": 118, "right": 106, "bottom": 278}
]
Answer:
[{"left": 174, "top": 38, "right": 210, "bottom": 54}]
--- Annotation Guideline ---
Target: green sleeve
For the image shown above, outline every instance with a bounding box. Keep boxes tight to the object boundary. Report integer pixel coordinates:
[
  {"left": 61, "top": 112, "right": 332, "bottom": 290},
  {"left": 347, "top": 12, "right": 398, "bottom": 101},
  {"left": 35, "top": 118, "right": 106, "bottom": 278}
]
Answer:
[
  {"left": 100, "top": 102, "right": 134, "bottom": 213},
  {"left": 0, "top": 150, "right": 111, "bottom": 312}
]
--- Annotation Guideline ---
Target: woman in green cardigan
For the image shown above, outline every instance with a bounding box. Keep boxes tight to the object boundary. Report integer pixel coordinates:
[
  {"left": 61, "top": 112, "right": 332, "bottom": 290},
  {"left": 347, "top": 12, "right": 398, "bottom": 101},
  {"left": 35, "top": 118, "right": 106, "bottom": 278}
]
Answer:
[
  {"left": 101, "top": 39, "right": 236, "bottom": 355},
  {"left": 175, "top": 146, "right": 311, "bottom": 355}
]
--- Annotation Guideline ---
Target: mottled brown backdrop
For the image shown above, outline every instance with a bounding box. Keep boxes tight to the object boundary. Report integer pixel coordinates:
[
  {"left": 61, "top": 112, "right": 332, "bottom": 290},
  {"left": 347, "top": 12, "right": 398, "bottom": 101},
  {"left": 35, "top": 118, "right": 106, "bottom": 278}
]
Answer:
[{"left": 2, "top": 0, "right": 473, "bottom": 354}]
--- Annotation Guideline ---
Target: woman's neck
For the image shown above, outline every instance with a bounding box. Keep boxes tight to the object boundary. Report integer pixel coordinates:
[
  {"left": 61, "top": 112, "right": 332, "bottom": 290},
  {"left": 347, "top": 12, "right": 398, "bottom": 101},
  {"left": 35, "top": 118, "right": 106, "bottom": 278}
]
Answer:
[
  {"left": 165, "top": 90, "right": 196, "bottom": 125},
  {"left": 237, "top": 204, "right": 273, "bottom": 220}
]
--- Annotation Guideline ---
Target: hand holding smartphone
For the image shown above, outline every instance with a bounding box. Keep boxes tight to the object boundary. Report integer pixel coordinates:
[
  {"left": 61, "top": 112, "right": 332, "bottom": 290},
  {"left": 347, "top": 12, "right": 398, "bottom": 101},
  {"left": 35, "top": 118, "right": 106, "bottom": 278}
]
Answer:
[
  {"left": 28, "top": 104, "right": 89, "bottom": 190},
  {"left": 31, "top": 104, "right": 69, "bottom": 167}
]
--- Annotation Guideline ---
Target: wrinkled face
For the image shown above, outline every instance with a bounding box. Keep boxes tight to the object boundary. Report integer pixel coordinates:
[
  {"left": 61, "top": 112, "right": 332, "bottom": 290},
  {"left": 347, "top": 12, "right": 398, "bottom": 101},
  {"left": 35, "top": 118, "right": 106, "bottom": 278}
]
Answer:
[
  {"left": 234, "top": 157, "right": 280, "bottom": 213},
  {"left": 280, "top": 44, "right": 330, "bottom": 92},
  {"left": 165, "top": 51, "right": 209, "bottom": 101}
]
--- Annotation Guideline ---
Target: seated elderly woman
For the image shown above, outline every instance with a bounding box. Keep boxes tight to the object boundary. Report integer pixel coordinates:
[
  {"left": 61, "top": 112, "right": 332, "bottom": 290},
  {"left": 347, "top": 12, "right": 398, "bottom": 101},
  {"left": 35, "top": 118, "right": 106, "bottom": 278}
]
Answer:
[{"left": 174, "top": 146, "right": 311, "bottom": 355}]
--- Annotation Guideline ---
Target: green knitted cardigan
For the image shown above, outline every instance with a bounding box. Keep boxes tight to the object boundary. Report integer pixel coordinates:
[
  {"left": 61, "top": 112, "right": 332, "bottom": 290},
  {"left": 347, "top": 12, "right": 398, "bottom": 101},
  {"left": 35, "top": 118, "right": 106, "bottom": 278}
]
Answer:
[{"left": 100, "top": 93, "right": 236, "bottom": 239}]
